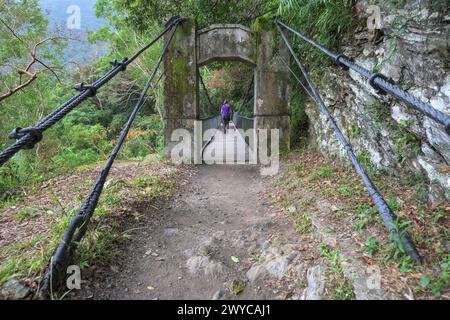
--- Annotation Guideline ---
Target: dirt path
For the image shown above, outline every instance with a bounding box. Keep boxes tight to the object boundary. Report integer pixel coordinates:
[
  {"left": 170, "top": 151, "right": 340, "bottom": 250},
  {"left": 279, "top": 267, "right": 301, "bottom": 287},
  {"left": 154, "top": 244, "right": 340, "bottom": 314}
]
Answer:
[
  {"left": 74, "top": 164, "right": 318, "bottom": 300},
  {"left": 1, "top": 152, "right": 445, "bottom": 300}
]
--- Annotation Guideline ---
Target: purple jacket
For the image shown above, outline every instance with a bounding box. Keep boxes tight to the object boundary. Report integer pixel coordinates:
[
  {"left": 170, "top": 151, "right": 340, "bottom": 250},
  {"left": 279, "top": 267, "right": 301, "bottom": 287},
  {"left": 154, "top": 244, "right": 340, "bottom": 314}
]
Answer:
[{"left": 221, "top": 103, "right": 231, "bottom": 117}]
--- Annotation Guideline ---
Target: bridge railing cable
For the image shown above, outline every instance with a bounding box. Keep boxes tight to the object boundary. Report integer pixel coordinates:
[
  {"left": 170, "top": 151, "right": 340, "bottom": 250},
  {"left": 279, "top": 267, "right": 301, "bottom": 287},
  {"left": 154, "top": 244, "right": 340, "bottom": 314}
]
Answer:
[
  {"left": 276, "top": 20, "right": 450, "bottom": 136},
  {"left": 200, "top": 114, "right": 222, "bottom": 139},
  {"left": 200, "top": 114, "right": 222, "bottom": 159},
  {"left": 233, "top": 112, "right": 254, "bottom": 131},
  {"left": 233, "top": 112, "right": 254, "bottom": 147},
  {"left": 275, "top": 22, "right": 422, "bottom": 264},
  {"left": 0, "top": 17, "right": 182, "bottom": 167},
  {"left": 38, "top": 19, "right": 181, "bottom": 298},
  {"left": 199, "top": 72, "right": 216, "bottom": 115},
  {"left": 232, "top": 78, "right": 255, "bottom": 129}
]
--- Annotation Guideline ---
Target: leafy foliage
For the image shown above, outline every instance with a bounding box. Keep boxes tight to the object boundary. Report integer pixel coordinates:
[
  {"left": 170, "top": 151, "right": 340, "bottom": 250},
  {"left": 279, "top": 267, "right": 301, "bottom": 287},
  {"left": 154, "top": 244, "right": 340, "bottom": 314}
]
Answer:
[
  {"left": 0, "top": 0, "right": 356, "bottom": 201},
  {"left": 98, "top": 0, "right": 275, "bottom": 30},
  {"left": 0, "top": 0, "right": 165, "bottom": 204},
  {"left": 199, "top": 62, "right": 254, "bottom": 118}
]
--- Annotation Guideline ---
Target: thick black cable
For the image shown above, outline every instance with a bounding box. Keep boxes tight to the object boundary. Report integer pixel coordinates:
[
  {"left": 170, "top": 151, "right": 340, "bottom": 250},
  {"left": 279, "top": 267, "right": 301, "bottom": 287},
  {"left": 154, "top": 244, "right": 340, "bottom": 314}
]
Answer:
[
  {"left": 276, "top": 20, "right": 450, "bottom": 136},
  {"left": 39, "top": 20, "right": 181, "bottom": 298},
  {"left": 0, "top": 17, "right": 182, "bottom": 167},
  {"left": 279, "top": 55, "right": 317, "bottom": 104},
  {"left": 276, "top": 23, "right": 422, "bottom": 264}
]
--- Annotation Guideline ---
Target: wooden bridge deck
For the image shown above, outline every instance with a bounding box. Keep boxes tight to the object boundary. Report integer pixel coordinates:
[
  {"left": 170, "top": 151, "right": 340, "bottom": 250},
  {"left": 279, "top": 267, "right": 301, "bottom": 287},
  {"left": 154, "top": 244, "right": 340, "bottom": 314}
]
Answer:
[{"left": 202, "top": 122, "right": 255, "bottom": 164}]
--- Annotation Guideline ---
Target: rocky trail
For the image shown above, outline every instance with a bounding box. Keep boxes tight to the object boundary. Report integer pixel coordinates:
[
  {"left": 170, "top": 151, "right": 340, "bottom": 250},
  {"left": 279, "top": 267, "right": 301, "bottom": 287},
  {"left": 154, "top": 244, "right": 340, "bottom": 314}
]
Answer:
[{"left": 71, "top": 163, "right": 388, "bottom": 300}]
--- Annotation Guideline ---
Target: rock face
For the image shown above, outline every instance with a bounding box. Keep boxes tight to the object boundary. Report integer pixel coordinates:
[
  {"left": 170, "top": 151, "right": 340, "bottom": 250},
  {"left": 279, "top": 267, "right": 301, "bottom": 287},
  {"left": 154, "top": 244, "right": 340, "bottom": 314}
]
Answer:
[
  {"left": 1, "top": 279, "right": 31, "bottom": 300},
  {"left": 186, "top": 255, "right": 226, "bottom": 277},
  {"left": 246, "top": 241, "right": 301, "bottom": 283},
  {"left": 304, "top": 0, "right": 449, "bottom": 203},
  {"left": 301, "top": 265, "right": 327, "bottom": 300}
]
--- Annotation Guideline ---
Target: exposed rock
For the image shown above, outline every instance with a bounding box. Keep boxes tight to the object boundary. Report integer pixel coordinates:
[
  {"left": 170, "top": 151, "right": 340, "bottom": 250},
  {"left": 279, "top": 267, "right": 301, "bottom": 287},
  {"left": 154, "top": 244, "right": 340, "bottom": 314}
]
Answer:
[
  {"left": 421, "top": 143, "right": 445, "bottom": 163},
  {"left": 301, "top": 265, "right": 327, "bottom": 300},
  {"left": 418, "top": 156, "right": 450, "bottom": 202},
  {"left": 246, "top": 265, "right": 267, "bottom": 283},
  {"left": 247, "top": 240, "right": 301, "bottom": 281},
  {"left": 186, "top": 255, "right": 226, "bottom": 278},
  {"left": 212, "top": 231, "right": 225, "bottom": 240},
  {"left": 186, "top": 255, "right": 209, "bottom": 275},
  {"left": 305, "top": 0, "right": 450, "bottom": 203},
  {"left": 265, "top": 256, "right": 289, "bottom": 279},
  {"left": 211, "top": 288, "right": 227, "bottom": 300},
  {"left": 204, "top": 261, "right": 225, "bottom": 277},
  {"left": 164, "top": 228, "right": 179, "bottom": 237},
  {"left": 424, "top": 118, "right": 450, "bottom": 164},
  {"left": 1, "top": 279, "right": 31, "bottom": 300}
]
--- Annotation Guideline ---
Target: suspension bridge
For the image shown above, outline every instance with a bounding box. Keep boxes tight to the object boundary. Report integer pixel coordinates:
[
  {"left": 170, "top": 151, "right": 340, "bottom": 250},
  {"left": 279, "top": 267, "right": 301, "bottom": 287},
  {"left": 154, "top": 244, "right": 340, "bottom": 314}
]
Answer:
[{"left": 0, "top": 16, "right": 449, "bottom": 298}]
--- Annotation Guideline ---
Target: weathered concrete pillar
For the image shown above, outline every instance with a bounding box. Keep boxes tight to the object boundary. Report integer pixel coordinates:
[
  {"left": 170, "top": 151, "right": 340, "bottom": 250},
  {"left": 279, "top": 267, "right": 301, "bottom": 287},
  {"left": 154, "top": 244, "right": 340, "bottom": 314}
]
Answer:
[
  {"left": 254, "top": 19, "right": 291, "bottom": 151},
  {"left": 163, "top": 18, "right": 198, "bottom": 162}
]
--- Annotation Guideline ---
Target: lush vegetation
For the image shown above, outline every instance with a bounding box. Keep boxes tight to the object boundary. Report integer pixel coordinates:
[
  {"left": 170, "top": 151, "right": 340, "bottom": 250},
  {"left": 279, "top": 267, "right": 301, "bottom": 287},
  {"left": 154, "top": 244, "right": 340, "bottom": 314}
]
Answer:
[
  {"left": 2, "top": 0, "right": 447, "bottom": 300},
  {"left": 0, "top": 0, "right": 354, "bottom": 205},
  {"left": 199, "top": 62, "right": 254, "bottom": 118},
  {"left": 276, "top": 150, "right": 449, "bottom": 299},
  {"left": 0, "top": 0, "right": 163, "bottom": 205}
]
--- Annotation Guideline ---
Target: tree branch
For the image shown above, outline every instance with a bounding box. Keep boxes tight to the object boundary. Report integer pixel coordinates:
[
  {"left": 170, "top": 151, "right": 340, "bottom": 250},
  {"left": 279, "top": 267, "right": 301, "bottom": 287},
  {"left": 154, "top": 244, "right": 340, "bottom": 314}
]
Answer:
[
  {"left": 0, "top": 72, "right": 37, "bottom": 102},
  {"left": 0, "top": 19, "right": 64, "bottom": 102}
]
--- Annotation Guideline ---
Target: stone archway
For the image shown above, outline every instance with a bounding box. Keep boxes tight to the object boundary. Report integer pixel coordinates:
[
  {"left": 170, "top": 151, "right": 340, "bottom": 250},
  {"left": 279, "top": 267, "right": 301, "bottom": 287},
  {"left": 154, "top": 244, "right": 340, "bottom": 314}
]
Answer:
[{"left": 163, "top": 18, "right": 290, "bottom": 162}]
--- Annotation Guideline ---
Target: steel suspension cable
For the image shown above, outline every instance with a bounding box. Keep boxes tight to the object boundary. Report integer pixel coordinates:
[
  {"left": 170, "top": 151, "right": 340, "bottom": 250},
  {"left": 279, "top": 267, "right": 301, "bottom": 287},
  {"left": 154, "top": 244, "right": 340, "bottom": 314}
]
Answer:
[
  {"left": 276, "top": 20, "right": 450, "bottom": 136},
  {"left": 39, "top": 20, "right": 181, "bottom": 297},
  {"left": 276, "top": 23, "right": 422, "bottom": 264},
  {"left": 0, "top": 17, "right": 182, "bottom": 167},
  {"left": 279, "top": 55, "right": 317, "bottom": 104}
]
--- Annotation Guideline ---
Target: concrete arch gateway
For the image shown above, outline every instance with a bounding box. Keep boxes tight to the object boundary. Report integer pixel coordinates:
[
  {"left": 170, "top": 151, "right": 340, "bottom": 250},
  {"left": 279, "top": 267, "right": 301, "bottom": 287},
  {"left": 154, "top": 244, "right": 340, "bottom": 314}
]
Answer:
[{"left": 162, "top": 18, "right": 291, "bottom": 163}]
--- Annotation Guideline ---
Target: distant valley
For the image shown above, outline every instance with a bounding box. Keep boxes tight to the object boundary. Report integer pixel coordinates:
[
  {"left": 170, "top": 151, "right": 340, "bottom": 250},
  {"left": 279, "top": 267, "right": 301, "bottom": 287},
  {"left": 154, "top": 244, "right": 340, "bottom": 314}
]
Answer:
[{"left": 39, "top": 0, "right": 108, "bottom": 65}]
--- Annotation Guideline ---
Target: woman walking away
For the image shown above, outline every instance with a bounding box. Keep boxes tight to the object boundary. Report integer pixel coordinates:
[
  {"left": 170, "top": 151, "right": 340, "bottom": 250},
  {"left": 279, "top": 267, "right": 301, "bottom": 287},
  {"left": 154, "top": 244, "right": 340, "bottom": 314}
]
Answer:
[{"left": 220, "top": 100, "right": 232, "bottom": 134}]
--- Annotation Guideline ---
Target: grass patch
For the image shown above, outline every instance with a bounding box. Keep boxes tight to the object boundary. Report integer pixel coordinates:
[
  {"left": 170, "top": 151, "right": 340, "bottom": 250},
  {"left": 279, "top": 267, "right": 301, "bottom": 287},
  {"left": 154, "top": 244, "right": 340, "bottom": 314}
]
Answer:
[
  {"left": 366, "top": 101, "right": 391, "bottom": 130},
  {"left": 361, "top": 237, "right": 379, "bottom": 258},
  {"left": 132, "top": 175, "right": 173, "bottom": 199},
  {"left": 418, "top": 254, "right": 449, "bottom": 298},
  {"left": 308, "top": 166, "right": 334, "bottom": 181},
  {"left": 15, "top": 208, "right": 42, "bottom": 222},
  {"left": 337, "top": 186, "right": 355, "bottom": 197},
  {"left": 293, "top": 211, "right": 312, "bottom": 234},
  {"left": 273, "top": 150, "right": 449, "bottom": 298},
  {"left": 351, "top": 203, "right": 379, "bottom": 230},
  {"left": 0, "top": 160, "right": 178, "bottom": 296},
  {"left": 319, "top": 243, "right": 354, "bottom": 300},
  {"left": 0, "top": 212, "right": 73, "bottom": 287}
]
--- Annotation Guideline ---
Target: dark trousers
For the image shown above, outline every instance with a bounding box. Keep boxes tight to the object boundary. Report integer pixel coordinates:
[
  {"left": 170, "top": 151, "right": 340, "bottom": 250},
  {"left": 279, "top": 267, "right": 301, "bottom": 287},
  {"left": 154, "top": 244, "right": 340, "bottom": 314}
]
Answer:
[{"left": 222, "top": 115, "right": 230, "bottom": 130}]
